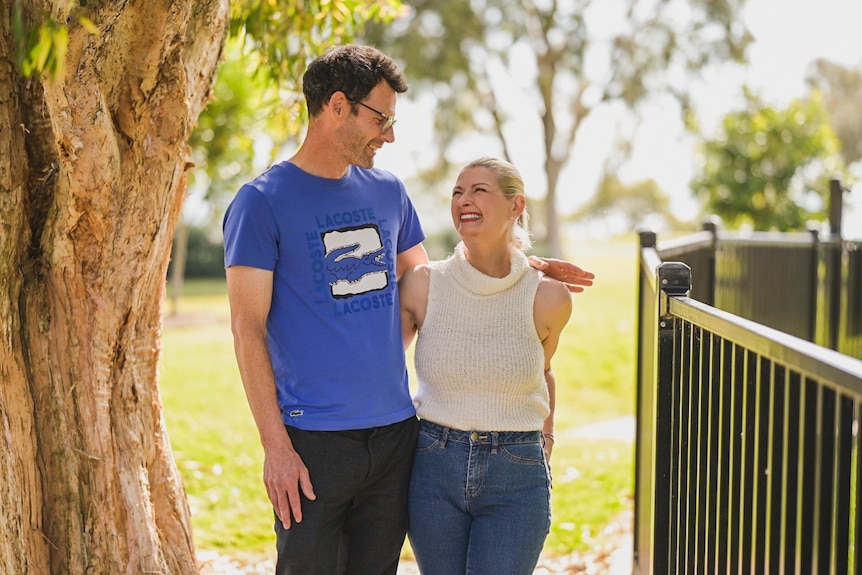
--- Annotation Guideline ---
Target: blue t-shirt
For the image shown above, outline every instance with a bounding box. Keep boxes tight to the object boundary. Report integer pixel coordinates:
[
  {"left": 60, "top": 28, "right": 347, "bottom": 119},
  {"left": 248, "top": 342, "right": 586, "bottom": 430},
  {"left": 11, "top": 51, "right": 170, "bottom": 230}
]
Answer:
[{"left": 223, "top": 162, "right": 425, "bottom": 431}]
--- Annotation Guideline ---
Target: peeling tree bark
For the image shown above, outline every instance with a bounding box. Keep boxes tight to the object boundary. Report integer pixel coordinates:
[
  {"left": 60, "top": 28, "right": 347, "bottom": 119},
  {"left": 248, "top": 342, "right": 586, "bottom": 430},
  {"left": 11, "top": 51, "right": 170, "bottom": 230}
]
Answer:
[{"left": 0, "top": 1, "right": 229, "bottom": 573}]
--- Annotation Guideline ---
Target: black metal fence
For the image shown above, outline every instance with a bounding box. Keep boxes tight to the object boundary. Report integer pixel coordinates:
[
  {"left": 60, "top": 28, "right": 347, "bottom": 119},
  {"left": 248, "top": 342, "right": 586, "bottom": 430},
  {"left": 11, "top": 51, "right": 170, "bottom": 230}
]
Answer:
[
  {"left": 653, "top": 222, "right": 862, "bottom": 362},
  {"left": 635, "top": 235, "right": 862, "bottom": 574}
]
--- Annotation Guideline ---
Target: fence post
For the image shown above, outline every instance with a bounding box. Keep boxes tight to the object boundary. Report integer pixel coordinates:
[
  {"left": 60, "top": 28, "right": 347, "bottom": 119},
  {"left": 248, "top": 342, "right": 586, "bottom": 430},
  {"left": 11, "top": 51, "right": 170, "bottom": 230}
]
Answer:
[
  {"left": 652, "top": 262, "right": 691, "bottom": 575},
  {"left": 829, "top": 178, "right": 844, "bottom": 238},
  {"left": 826, "top": 179, "right": 845, "bottom": 351},
  {"left": 809, "top": 226, "right": 822, "bottom": 345},
  {"left": 635, "top": 230, "right": 657, "bottom": 574},
  {"left": 638, "top": 230, "right": 658, "bottom": 393},
  {"left": 658, "top": 262, "right": 692, "bottom": 314},
  {"left": 701, "top": 218, "right": 720, "bottom": 306}
]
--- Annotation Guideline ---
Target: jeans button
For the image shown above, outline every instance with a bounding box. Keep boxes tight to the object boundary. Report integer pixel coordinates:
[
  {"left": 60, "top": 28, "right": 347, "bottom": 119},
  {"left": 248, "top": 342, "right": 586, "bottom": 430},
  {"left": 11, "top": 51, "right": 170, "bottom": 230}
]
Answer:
[{"left": 470, "top": 431, "right": 479, "bottom": 442}]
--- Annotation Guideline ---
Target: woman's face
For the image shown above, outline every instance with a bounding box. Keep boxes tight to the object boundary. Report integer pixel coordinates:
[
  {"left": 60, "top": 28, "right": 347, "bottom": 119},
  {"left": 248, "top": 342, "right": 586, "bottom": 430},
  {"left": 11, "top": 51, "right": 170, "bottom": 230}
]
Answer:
[{"left": 451, "top": 166, "right": 518, "bottom": 243}]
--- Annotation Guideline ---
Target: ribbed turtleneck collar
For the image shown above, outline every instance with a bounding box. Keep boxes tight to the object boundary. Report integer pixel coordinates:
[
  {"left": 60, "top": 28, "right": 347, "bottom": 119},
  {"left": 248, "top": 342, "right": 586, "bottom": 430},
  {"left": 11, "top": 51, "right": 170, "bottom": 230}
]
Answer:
[{"left": 447, "top": 242, "right": 529, "bottom": 296}]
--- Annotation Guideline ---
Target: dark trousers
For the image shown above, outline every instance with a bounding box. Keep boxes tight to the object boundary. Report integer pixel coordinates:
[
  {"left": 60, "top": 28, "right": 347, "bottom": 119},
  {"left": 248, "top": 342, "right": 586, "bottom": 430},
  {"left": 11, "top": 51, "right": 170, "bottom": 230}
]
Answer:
[{"left": 274, "top": 416, "right": 419, "bottom": 575}]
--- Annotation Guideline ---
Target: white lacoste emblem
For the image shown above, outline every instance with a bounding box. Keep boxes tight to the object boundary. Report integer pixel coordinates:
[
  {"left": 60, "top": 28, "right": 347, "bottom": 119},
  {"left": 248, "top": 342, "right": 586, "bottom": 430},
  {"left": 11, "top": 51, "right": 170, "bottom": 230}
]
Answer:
[{"left": 289, "top": 410, "right": 304, "bottom": 417}]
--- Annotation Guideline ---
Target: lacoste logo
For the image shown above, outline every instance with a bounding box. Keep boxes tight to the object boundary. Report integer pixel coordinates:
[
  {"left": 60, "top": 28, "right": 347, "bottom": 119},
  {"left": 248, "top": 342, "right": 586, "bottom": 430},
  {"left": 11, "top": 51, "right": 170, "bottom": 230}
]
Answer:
[
  {"left": 322, "top": 227, "right": 389, "bottom": 297},
  {"left": 289, "top": 410, "right": 304, "bottom": 417}
]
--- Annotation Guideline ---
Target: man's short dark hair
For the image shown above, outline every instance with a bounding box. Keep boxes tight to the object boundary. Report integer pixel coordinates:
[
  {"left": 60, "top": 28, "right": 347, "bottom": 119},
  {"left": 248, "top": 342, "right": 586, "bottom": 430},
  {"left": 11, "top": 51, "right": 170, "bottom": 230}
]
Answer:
[{"left": 302, "top": 44, "right": 408, "bottom": 117}]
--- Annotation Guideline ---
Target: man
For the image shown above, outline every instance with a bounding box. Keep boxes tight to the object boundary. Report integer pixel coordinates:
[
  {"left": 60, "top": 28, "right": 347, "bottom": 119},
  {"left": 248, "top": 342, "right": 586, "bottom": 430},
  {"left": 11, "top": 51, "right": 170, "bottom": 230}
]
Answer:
[{"left": 223, "top": 44, "right": 593, "bottom": 574}]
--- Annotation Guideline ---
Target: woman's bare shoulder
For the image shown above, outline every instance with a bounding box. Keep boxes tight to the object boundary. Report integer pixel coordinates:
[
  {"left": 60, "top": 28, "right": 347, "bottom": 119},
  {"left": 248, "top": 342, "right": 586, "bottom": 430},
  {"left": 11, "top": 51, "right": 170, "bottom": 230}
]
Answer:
[
  {"left": 535, "top": 275, "right": 573, "bottom": 321},
  {"left": 538, "top": 274, "right": 571, "bottom": 302}
]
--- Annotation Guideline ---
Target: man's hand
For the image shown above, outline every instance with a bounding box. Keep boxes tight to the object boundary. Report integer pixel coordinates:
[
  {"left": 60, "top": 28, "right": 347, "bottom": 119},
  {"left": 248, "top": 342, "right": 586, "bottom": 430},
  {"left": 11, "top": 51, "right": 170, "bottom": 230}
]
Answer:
[
  {"left": 264, "top": 445, "right": 316, "bottom": 529},
  {"left": 528, "top": 256, "right": 595, "bottom": 293}
]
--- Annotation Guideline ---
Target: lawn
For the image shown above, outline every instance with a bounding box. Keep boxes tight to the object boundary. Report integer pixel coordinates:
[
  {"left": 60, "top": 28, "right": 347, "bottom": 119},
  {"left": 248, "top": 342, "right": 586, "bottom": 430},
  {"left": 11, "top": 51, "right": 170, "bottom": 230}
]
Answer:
[{"left": 158, "top": 237, "right": 639, "bottom": 559}]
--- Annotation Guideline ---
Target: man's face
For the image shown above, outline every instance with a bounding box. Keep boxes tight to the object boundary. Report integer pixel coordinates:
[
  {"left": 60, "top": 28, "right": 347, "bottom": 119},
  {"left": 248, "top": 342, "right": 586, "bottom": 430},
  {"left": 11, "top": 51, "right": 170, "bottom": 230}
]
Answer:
[{"left": 337, "top": 81, "right": 397, "bottom": 169}]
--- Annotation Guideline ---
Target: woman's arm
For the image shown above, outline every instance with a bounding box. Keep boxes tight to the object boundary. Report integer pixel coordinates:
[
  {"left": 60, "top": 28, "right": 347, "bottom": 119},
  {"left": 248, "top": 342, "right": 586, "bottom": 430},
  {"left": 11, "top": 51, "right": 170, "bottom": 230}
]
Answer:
[
  {"left": 534, "top": 277, "right": 574, "bottom": 364},
  {"left": 534, "top": 277, "right": 574, "bottom": 463},
  {"left": 397, "top": 264, "right": 430, "bottom": 349},
  {"left": 542, "top": 371, "right": 558, "bottom": 466},
  {"left": 396, "top": 243, "right": 429, "bottom": 280}
]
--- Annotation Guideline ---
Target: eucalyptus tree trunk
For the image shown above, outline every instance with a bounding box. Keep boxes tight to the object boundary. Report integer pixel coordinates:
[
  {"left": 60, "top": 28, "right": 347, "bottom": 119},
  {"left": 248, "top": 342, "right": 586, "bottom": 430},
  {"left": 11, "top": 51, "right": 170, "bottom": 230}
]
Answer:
[{"left": 0, "top": 1, "right": 228, "bottom": 573}]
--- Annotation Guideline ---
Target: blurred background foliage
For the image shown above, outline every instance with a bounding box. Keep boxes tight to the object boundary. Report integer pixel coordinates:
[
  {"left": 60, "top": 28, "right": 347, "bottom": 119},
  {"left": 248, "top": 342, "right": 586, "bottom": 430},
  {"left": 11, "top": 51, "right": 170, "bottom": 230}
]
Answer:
[
  {"left": 16, "top": 0, "right": 846, "bottom": 285},
  {"left": 362, "top": 0, "right": 753, "bottom": 257},
  {"left": 691, "top": 89, "right": 847, "bottom": 230},
  {"left": 174, "top": 0, "right": 858, "bottom": 287},
  {"left": 16, "top": 1, "right": 859, "bottom": 264}
]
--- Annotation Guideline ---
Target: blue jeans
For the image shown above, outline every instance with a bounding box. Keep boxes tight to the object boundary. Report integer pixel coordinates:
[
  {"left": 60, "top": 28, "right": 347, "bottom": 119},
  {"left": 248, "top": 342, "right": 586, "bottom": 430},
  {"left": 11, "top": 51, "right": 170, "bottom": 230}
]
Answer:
[
  {"left": 407, "top": 420, "right": 552, "bottom": 575},
  {"left": 274, "top": 417, "right": 419, "bottom": 575}
]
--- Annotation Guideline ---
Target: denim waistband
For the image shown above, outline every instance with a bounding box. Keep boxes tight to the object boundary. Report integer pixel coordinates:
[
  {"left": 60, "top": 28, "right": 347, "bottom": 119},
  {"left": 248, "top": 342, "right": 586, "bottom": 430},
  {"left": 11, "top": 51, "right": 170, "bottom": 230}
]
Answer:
[{"left": 419, "top": 419, "right": 542, "bottom": 447}]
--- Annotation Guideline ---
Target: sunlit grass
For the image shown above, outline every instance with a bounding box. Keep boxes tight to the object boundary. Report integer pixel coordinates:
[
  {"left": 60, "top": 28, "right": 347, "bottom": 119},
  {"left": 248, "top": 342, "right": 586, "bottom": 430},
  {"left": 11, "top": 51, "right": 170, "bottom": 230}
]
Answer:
[
  {"left": 159, "top": 237, "right": 639, "bottom": 557},
  {"left": 159, "top": 320, "right": 274, "bottom": 554},
  {"left": 543, "top": 238, "right": 637, "bottom": 554},
  {"left": 545, "top": 439, "right": 634, "bottom": 556}
]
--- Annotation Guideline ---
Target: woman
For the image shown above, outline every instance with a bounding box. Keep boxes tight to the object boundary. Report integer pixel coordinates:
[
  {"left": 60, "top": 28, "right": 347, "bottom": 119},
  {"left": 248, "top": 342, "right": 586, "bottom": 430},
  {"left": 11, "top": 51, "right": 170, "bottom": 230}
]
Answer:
[{"left": 399, "top": 157, "right": 573, "bottom": 574}]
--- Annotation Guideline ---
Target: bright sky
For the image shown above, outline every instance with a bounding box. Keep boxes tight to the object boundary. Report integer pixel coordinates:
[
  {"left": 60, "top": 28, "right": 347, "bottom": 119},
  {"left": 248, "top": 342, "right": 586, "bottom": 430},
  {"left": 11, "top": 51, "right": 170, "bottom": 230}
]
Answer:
[{"left": 375, "top": 0, "right": 862, "bottom": 238}]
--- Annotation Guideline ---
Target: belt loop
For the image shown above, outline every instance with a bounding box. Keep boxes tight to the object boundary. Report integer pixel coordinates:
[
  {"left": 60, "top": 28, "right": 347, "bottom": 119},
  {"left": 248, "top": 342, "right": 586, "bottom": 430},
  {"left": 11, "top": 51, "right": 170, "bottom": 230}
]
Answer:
[
  {"left": 491, "top": 432, "right": 499, "bottom": 454},
  {"left": 440, "top": 426, "right": 449, "bottom": 449}
]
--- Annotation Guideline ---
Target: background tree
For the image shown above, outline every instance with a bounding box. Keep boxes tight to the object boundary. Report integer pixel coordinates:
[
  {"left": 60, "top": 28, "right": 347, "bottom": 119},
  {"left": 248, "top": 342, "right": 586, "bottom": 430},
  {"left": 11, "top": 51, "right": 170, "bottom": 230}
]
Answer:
[
  {"left": 169, "top": 39, "right": 279, "bottom": 314},
  {"left": 1, "top": 1, "right": 400, "bottom": 573},
  {"left": 365, "top": 0, "right": 752, "bottom": 257},
  {"left": 572, "top": 172, "right": 683, "bottom": 233},
  {"left": 806, "top": 58, "right": 862, "bottom": 167},
  {"left": 690, "top": 89, "right": 846, "bottom": 231}
]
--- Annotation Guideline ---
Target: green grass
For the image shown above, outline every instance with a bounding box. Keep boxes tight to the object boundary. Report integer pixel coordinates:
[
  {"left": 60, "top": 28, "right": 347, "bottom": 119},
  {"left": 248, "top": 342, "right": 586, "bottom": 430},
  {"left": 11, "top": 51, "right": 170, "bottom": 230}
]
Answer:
[
  {"left": 541, "top": 238, "right": 637, "bottom": 555},
  {"left": 159, "top": 237, "right": 638, "bottom": 558},
  {"left": 159, "top": 313, "right": 274, "bottom": 553},
  {"left": 546, "top": 440, "right": 634, "bottom": 555}
]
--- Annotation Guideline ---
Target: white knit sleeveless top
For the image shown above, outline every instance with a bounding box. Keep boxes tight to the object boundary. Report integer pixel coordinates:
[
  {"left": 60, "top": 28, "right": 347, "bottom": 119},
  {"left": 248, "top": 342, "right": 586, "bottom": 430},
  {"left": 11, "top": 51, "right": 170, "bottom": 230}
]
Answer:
[{"left": 413, "top": 242, "right": 548, "bottom": 431}]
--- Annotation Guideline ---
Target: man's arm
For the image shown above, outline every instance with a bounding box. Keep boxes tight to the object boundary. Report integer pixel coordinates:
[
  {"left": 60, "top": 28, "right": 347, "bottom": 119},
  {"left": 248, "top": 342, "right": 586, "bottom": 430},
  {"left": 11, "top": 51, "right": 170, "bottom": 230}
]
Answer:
[
  {"left": 226, "top": 265, "right": 315, "bottom": 529},
  {"left": 528, "top": 256, "right": 595, "bottom": 293}
]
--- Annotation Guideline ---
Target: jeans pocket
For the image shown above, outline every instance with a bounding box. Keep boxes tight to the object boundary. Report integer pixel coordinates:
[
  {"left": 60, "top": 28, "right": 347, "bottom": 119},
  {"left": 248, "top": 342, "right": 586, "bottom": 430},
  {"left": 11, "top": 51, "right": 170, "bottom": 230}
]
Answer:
[
  {"left": 500, "top": 441, "right": 545, "bottom": 465},
  {"left": 415, "top": 429, "right": 441, "bottom": 454}
]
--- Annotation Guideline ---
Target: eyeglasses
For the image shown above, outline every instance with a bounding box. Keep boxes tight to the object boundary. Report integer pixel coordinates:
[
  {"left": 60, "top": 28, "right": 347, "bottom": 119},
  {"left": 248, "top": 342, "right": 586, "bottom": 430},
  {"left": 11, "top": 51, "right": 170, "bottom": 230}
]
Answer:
[{"left": 352, "top": 100, "right": 397, "bottom": 133}]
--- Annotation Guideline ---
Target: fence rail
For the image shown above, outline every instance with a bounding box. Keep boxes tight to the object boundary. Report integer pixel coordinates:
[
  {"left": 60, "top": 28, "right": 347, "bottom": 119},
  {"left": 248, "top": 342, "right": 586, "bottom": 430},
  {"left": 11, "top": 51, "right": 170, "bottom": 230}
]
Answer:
[
  {"left": 646, "top": 222, "right": 862, "bottom": 361},
  {"left": 635, "top": 236, "right": 862, "bottom": 574}
]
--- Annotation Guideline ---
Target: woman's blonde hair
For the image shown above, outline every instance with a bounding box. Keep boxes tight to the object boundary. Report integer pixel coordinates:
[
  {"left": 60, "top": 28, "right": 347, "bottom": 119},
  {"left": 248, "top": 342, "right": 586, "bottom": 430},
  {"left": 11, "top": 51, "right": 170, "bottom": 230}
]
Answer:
[{"left": 460, "top": 157, "right": 532, "bottom": 251}]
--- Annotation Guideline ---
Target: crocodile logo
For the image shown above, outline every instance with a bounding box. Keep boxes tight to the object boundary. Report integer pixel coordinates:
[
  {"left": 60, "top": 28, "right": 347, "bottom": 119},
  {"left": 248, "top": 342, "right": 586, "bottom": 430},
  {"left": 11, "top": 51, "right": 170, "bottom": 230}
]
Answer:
[
  {"left": 322, "top": 226, "right": 389, "bottom": 297},
  {"left": 325, "top": 243, "right": 387, "bottom": 283}
]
